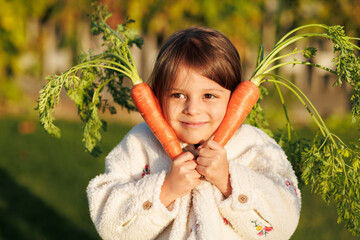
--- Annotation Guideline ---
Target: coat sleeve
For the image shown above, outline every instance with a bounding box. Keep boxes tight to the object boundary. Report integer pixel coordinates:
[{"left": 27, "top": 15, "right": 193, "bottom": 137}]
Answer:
[
  {"left": 214, "top": 125, "right": 301, "bottom": 240},
  {"left": 86, "top": 124, "right": 180, "bottom": 240}
]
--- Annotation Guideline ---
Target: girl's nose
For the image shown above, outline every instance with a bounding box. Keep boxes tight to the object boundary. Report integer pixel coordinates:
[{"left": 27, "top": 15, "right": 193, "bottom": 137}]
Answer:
[{"left": 183, "top": 98, "right": 201, "bottom": 115}]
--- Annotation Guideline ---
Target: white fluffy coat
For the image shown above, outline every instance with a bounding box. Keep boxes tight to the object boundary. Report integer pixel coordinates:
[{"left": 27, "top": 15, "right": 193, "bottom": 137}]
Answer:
[{"left": 87, "top": 123, "right": 301, "bottom": 239}]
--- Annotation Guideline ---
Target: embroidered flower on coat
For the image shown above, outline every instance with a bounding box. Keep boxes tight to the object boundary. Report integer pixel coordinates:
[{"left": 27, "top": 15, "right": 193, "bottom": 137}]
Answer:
[
  {"left": 142, "top": 165, "right": 150, "bottom": 178},
  {"left": 286, "top": 180, "right": 298, "bottom": 196},
  {"left": 251, "top": 220, "right": 273, "bottom": 236}
]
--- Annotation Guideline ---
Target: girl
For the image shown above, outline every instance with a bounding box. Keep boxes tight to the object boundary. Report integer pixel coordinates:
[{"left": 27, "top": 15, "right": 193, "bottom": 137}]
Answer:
[{"left": 87, "top": 27, "right": 301, "bottom": 240}]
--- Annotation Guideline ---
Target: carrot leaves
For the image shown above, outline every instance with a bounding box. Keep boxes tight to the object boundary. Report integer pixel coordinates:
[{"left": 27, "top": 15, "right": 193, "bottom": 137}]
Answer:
[
  {"left": 302, "top": 137, "right": 360, "bottom": 235},
  {"left": 328, "top": 25, "right": 360, "bottom": 123},
  {"left": 251, "top": 24, "right": 360, "bottom": 236},
  {"left": 37, "top": 4, "right": 143, "bottom": 155}
]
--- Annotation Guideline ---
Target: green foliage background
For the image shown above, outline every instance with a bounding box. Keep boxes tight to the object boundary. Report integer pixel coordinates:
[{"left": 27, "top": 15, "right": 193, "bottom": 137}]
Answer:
[{"left": 1, "top": 0, "right": 360, "bottom": 239}]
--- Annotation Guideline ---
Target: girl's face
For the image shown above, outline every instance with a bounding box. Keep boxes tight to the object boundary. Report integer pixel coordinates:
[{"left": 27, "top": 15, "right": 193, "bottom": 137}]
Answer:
[{"left": 162, "top": 65, "right": 231, "bottom": 145}]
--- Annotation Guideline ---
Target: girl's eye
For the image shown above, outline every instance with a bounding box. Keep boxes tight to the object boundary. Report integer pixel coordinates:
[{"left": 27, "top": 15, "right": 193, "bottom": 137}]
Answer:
[
  {"left": 204, "top": 93, "right": 216, "bottom": 99},
  {"left": 171, "top": 93, "right": 185, "bottom": 99}
]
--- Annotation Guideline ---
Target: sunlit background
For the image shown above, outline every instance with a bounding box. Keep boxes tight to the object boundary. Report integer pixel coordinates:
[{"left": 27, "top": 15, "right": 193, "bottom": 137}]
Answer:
[{"left": 0, "top": 0, "right": 359, "bottom": 239}]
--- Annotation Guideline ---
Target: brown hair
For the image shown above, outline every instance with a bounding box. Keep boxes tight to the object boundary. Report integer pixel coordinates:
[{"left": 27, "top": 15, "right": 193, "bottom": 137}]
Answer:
[{"left": 149, "top": 26, "right": 242, "bottom": 104}]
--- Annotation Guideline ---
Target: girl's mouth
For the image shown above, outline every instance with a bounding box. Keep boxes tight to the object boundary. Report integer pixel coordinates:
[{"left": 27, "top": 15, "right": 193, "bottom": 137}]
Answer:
[{"left": 180, "top": 121, "right": 207, "bottom": 128}]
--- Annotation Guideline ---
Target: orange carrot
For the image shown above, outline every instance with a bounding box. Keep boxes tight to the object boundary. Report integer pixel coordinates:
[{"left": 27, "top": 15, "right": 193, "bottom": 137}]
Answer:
[
  {"left": 131, "top": 83, "right": 183, "bottom": 160},
  {"left": 213, "top": 81, "right": 260, "bottom": 146}
]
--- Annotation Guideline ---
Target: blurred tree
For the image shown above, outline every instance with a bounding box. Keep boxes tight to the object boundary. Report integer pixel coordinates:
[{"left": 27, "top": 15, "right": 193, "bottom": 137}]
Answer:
[
  {"left": 0, "top": 0, "right": 92, "bottom": 104},
  {"left": 265, "top": 0, "right": 360, "bottom": 43},
  {"left": 120, "top": 0, "right": 265, "bottom": 57},
  {"left": 0, "top": 0, "right": 45, "bottom": 101},
  {"left": 104, "top": 0, "right": 359, "bottom": 75},
  {"left": 1, "top": 0, "right": 358, "bottom": 108}
]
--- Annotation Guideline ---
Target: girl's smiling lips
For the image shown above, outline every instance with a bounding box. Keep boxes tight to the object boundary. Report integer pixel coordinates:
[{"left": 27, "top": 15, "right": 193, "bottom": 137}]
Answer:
[{"left": 180, "top": 121, "right": 207, "bottom": 128}]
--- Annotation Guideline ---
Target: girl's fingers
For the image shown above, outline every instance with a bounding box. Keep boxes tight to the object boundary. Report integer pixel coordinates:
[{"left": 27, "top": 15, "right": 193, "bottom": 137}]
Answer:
[
  {"left": 198, "top": 139, "right": 222, "bottom": 151},
  {"left": 198, "top": 141, "right": 225, "bottom": 157},
  {"left": 173, "top": 152, "right": 199, "bottom": 173},
  {"left": 196, "top": 156, "right": 212, "bottom": 166},
  {"left": 184, "top": 160, "right": 198, "bottom": 169},
  {"left": 173, "top": 151, "right": 194, "bottom": 163},
  {"left": 195, "top": 164, "right": 207, "bottom": 176},
  {"left": 197, "top": 148, "right": 214, "bottom": 158},
  {"left": 191, "top": 169, "right": 202, "bottom": 179}
]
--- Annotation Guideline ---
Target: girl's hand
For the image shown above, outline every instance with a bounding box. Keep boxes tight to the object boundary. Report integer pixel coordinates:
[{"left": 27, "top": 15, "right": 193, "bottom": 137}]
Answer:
[
  {"left": 160, "top": 152, "right": 201, "bottom": 207},
  {"left": 196, "top": 140, "right": 232, "bottom": 197}
]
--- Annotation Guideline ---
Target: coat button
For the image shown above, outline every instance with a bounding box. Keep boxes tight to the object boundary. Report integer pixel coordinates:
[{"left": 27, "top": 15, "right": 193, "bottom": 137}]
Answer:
[
  {"left": 238, "top": 194, "right": 248, "bottom": 203},
  {"left": 142, "top": 200, "right": 152, "bottom": 210}
]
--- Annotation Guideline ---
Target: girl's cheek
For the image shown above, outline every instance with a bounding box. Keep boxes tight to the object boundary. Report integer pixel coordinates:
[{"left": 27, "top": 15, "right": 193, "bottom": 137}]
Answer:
[
  {"left": 162, "top": 100, "right": 181, "bottom": 124},
  {"left": 213, "top": 102, "right": 228, "bottom": 120},
  {"left": 161, "top": 99, "right": 172, "bottom": 120}
]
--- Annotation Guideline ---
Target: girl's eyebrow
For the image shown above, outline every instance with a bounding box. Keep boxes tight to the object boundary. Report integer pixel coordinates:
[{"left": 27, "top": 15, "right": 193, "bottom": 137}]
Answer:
[
  {"left": 203, "top": 88, "right": 227, "bottom": 92},
  {"left": 169, "top": 88, "right": 184, "bottom": 92},
  {"left": 170, "top": 88, "right": 227, "bottom": 92}
]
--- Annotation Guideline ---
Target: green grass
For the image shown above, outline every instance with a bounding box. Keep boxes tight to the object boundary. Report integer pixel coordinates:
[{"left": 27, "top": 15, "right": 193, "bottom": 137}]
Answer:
[
  {"left": 0, "top": 117, "right": 359, "bottom": 239},
  {"left": 0, "top": 118, "right": 132, "bottom": 240},
  {"left": 292, "top": 186, "right": 359, "bottom": 240}
]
